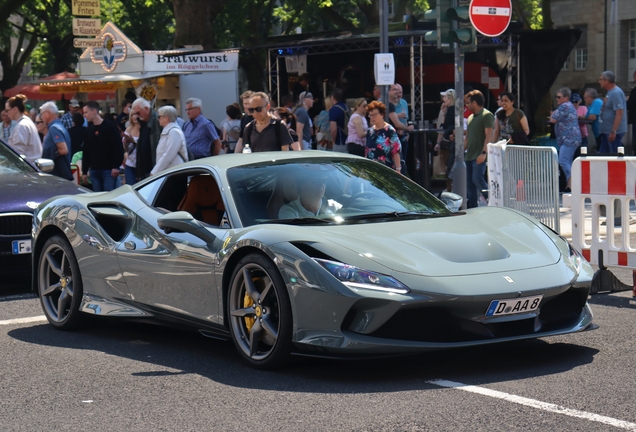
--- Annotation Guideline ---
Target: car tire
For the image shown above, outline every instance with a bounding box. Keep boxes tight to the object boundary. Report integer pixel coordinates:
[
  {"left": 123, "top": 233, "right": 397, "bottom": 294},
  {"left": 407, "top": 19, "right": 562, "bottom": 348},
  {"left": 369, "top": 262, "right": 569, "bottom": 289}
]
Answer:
[
  {"left": 38, "top": 235, "right": 84, "bottom": 330},
  {"left": 228, "top": 253, "right": 293, "bottom": 369}
]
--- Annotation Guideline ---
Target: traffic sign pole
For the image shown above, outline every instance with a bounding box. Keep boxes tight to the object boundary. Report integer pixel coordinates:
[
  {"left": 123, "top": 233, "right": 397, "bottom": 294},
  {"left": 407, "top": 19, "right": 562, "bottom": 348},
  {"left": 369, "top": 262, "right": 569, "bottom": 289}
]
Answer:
[{"left": 452, "top": 0, "right": 466, "bottom": 207}]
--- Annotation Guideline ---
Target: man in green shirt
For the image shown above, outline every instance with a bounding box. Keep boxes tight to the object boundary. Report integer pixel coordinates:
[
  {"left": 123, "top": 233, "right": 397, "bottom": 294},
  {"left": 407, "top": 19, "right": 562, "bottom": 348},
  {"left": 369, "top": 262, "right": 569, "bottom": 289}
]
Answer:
[{"left": 464, "top": 90, "right": 494, "bottom": 208}]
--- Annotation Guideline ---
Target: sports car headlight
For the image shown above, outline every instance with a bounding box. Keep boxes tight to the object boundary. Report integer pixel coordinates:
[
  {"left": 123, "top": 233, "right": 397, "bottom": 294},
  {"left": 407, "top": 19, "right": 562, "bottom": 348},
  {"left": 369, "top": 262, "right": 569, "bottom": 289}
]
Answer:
[
  {"left": 568, "top": 243, "right": 583, "bottom": 273},
  {"left": 313, "top": 258, "right": 410, "bottom": 294}
]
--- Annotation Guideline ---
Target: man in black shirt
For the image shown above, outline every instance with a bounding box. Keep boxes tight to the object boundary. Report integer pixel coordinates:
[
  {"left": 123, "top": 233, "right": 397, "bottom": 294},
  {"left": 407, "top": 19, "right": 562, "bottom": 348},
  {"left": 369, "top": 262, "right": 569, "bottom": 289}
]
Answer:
[
  {"left": 235, "top": 92, "right": 295, "bottom": 153},
  {"left": 81, "top": 101, "right": 124, "bottom": 192}
]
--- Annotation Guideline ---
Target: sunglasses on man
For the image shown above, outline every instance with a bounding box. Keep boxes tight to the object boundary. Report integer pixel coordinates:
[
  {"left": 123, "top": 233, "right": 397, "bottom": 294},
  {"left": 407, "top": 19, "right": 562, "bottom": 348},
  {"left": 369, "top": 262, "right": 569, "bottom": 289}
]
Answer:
[{"left": 247, "top": 104, "right": 267, "bottom": 114}]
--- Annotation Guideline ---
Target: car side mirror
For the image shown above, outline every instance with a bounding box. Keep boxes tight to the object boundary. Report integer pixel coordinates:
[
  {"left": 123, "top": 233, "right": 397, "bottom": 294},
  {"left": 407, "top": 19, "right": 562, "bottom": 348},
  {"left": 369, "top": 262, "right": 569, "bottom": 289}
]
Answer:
[
  {"left": 439, "top": 191, "right": 463, "bottom": 212},
  {"left": 34, "top": 158, "right": 55, "bottom": 173},
  {"left": 157, "top": 211, "right": 217, "bottom": 244}
]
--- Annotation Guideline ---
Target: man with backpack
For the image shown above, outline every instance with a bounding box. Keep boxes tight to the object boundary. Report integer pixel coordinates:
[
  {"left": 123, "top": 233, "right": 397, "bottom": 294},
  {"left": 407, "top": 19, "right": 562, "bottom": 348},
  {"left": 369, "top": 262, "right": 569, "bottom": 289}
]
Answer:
[
  {"left": 329, "top": 88, "right": 350, "bottom": 153},
  {"left": 234, "top": 92, "right": 295, "bottom": 153},
  {"left": 182, "top": 97, "right": 222, "bottom": 159}
]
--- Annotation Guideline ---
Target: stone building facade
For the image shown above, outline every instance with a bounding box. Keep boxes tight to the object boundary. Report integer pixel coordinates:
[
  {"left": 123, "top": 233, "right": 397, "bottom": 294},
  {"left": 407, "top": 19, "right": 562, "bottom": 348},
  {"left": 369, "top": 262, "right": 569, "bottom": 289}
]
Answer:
[{"left": 550, "top": 0, "right": 636, "bottom": 95}]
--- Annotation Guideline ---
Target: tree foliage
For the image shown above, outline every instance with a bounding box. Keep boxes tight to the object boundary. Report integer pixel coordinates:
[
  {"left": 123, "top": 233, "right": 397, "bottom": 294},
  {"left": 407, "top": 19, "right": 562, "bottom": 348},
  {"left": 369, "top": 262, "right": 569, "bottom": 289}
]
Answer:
[
  {"left": 0, "top": 14, "right": 38, "bottom": 96},
  {"left": 1, "top": 0, "right": 174, "bottom": 88},
  {"left": 0, "top": 0, "right": 546, "bottom": 97},
  {"left": 27, "top": 0, "right": 174, "bottom": 78}
]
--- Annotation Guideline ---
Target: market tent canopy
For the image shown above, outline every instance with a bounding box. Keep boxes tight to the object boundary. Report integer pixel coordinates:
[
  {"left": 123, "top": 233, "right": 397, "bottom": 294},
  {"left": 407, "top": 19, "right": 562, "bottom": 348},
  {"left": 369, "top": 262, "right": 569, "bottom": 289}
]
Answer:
[{"left": 3, "top": 71, "right": 79, "bottom": 100}]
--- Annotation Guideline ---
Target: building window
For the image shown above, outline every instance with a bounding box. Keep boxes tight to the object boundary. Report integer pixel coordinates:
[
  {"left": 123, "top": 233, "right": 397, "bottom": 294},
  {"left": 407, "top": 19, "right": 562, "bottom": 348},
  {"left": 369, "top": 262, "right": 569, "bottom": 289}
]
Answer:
[
  {"left": 562, "top": 56, "right": 570, "bottom": 71},
  {"left": 388, "top": 1, "right": 394, "bottom": 18},
  {"left": 575, "top": 48, "right": 587, "bottom": 70}
]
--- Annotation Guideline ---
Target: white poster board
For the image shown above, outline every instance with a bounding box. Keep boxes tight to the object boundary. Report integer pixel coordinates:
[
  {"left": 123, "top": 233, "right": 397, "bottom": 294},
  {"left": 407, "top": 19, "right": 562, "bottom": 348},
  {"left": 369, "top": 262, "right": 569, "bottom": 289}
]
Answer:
[
  {"left": 487, "top": 141, "right": 507, "bottom": 207},
  {"left": 374, "top": 53, "right": 395, "bottom": 85}
]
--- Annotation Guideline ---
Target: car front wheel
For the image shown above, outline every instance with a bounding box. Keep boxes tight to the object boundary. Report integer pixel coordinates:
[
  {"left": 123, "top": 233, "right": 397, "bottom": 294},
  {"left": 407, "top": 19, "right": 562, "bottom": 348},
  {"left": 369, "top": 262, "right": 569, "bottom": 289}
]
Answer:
[
  {"left": 228, "top": 253, "right": 293, "bottom": 369},
  {"left": 38, "top": 235, "right": 84, "bottom": 330}
]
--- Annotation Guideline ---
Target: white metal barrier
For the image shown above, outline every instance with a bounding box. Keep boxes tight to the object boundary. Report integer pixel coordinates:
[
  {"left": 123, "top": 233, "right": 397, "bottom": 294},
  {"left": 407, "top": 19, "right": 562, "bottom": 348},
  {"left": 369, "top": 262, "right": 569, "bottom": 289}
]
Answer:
[
  {"left": 488, "top": 142, "right": 560, "bottom": 232},
  {"left": 570, "top": 152, "right": 636, "bottom": 268}
]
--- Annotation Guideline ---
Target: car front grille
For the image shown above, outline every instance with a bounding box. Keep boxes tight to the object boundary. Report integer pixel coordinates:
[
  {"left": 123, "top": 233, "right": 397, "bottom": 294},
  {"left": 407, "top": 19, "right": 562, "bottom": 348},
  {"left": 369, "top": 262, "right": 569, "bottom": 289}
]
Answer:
[
  {"left": 355, "top": 287, "right": 588, "bottom": 343},
  {"left": 538, "top": 288, "right": 588, "bottom": 328},
  {"left": 0, "top": 214, "right": 32, "bottom": 236},
  {"left": 366, "top": 307, "right": 471, "bottom": 343}
]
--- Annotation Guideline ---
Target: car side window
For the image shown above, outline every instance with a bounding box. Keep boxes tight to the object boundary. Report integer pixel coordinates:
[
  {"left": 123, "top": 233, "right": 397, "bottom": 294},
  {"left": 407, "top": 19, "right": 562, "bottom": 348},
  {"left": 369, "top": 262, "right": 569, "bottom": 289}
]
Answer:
[
  {"left": 135, "top": 177, "right": 165, "bottom": 206},
  {"left": 139, "top": 169, "right": 229, "bottom": 228},
  {"left": 176, "top": 173, "right": 227, "bottom": 227}
]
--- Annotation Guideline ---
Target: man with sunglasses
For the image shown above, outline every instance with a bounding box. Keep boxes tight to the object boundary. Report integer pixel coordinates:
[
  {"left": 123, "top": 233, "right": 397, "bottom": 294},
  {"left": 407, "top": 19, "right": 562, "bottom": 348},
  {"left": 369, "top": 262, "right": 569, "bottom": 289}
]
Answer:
[
  {"left": 235, "top": 92, "right": 294, "bottom": 153},
  {"left": 182, "top": 97, "right": 222, "bottom": 160}
]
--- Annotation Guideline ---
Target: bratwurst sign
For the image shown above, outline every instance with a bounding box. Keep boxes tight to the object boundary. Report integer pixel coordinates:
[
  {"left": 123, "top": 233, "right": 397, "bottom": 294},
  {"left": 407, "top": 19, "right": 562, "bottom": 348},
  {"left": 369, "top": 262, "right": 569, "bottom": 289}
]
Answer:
[{"left": 144, "top": 51, "right": 238, "bottom": 72}]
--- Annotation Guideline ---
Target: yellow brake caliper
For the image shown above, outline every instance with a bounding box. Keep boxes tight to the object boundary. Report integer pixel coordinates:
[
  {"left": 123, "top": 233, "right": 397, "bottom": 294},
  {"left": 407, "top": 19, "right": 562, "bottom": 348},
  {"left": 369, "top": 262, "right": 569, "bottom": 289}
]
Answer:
[{"left": 243, "top": 278, "right": 257, "bottom": 331}]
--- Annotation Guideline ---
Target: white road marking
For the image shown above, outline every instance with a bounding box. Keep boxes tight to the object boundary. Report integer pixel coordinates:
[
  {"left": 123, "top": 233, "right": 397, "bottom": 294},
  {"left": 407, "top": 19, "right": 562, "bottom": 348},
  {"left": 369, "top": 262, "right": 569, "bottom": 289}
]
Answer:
[
  {"left": 428, "top": 380, "right": 636, "bottom": 431},
  {"left": 0, "top": 315, "right": 47, "bottom": 326}
]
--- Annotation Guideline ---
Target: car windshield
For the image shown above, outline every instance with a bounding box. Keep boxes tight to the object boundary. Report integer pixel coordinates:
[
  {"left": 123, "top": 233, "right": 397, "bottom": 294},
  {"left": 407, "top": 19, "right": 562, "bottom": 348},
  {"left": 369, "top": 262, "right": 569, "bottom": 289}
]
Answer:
[
  {"left": 227, "top": 157, "right": 451, "bottom": 227},
  {"left": 0, "top": 141, "right": 36, "bottom": 174}
]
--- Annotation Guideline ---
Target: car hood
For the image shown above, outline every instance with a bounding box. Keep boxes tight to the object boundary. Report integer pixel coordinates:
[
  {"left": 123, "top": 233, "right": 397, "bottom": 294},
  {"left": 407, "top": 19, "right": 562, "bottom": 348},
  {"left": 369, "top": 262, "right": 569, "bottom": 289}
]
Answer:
[
  {"left": 0, "top": 172, "right": 83, "bottom": 213},
  {"left": 305, "top": 208, "right": 561, "bottom": 277}
]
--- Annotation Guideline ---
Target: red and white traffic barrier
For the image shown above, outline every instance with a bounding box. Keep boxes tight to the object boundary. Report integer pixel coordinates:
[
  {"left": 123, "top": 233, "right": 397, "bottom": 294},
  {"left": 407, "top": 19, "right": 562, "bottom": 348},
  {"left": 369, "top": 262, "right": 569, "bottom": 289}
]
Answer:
[
  {"left": 571, "top": 148, "right": 636, "bottom": 294},
  {"left": 571, "top": 148, "right": 636, "bottom": 267}
]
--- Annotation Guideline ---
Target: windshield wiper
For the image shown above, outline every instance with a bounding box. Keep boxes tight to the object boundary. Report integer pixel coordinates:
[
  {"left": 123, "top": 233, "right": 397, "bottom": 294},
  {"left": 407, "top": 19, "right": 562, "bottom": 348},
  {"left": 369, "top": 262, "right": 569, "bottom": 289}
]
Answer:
[
  {"left": 342, "top": 211, "right": 441, "bottom": 221},
  {"left": 260, "top": 217, "right": 336, "bottom": 225}
]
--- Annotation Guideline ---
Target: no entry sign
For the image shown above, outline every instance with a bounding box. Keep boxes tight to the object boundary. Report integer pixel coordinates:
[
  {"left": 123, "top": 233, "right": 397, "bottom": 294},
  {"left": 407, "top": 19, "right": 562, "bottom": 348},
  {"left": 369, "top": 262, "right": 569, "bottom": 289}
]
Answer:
[{"left": 469, "top": 0, "right": 512, "bottom": 38}]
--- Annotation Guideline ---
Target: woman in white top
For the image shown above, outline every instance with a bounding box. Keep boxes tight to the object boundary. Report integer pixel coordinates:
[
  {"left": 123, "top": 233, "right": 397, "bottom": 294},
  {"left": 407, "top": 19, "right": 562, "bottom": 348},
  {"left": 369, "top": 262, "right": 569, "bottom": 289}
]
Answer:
[
  {"left": 122, "top": 109, "right": 142, "bottom": 185},
  {"left": 345, "top": 98, "right": 369, "bottom": 157},
  {"left": 4, "top": 94, "right": 42, "bottom": 162},
  {"left": 151, "top": 105, "right": 188, "bottom": 175}
]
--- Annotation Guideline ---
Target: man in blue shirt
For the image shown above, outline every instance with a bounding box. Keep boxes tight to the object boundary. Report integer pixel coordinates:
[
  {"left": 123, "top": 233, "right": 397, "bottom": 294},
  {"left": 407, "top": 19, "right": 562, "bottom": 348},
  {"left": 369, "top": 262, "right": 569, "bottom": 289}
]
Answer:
[
  {"left": 598, "top": 70, "right": 628, "bottom": 153},
  {"left": 39, "top": 101, "right": 73, "bottom": 180},
  {"left": 583, "top": 88, "right": 603, "bottom": 149},
  {"left": 393, "top": 84, "right": 409, "bottom": 127},
  {"left": 329, "top": 88, "right": 348, "bottom": 152},
  {"left": 182, "top": 97, "right": 222, "bottom": 159}
]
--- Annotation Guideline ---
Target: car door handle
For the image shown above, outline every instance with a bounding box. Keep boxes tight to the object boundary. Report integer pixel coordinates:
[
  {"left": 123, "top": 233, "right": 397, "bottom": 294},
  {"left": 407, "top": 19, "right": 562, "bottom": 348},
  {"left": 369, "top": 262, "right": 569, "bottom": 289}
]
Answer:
[{"left": 124, "top": 241, "right": 136, "bottom": 250}]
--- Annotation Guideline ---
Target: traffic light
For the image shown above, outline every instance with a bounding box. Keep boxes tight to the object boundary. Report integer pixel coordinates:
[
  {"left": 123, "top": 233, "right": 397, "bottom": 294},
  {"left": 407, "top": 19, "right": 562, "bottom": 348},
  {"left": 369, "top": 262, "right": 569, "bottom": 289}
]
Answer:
[
  {"left": 424, "top": 1, "right": 477, "bottom": 53},
  {"left": 424, "top": 0, "right": 452, "bottom": 49}
]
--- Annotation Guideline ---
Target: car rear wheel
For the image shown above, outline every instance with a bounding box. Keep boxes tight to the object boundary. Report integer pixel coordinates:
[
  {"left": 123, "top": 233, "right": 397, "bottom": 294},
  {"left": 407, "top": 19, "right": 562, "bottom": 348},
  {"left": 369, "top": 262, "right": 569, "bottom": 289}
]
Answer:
[
  {"left": 228, "top": 253, "right": 292, "bottom": 369},
  {"left": 38, "top": 235, "right": 84, "bottom": 330}
]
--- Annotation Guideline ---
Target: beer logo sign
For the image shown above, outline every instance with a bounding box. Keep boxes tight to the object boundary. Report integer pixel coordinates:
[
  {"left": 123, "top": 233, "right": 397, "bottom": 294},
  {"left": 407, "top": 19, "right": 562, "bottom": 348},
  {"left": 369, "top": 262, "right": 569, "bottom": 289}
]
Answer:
[{"left": 91, "top": 33, "right": 126, "bottom": 72}]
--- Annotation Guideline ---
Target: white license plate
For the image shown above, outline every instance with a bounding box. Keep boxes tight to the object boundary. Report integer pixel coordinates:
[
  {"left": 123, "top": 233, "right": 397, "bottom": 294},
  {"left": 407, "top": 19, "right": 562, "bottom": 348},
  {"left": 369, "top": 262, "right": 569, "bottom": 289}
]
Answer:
[
  {"left": 12, "top": 239, "right": 31, "bottom": 255},
  {"left": 485, "top": 295, "right": 543, "bottom": 317}
]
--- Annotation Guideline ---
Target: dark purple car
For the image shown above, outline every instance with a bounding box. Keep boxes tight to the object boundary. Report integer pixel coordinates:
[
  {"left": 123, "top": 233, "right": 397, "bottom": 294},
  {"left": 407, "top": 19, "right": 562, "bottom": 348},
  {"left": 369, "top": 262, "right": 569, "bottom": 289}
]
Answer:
[{"left": 0, "top": 138, "right": 85, "bottom": 273}]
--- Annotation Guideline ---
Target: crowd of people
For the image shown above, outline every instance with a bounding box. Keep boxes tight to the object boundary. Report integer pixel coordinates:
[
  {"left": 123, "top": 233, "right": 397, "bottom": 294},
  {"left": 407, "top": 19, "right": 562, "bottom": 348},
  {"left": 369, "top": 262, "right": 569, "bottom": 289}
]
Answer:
[
  {"left": 1, "top": 81, "right": 420, "bottom": 196},
  {"left": 547, "top": 70, "right": 629, "bottom": 193},
  {"left": 435, "top": 68, "right": 631, "bottom": 206},
  {"left": 3, "top": 69, "right": 633, "bottom": 203}
]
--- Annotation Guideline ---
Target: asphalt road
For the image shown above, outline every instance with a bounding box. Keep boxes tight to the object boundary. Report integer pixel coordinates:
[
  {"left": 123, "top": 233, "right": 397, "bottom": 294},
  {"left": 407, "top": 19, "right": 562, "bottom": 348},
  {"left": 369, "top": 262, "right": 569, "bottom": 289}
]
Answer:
[{"left": 2, "top": 275, "right": 635, "bottom": 432}]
